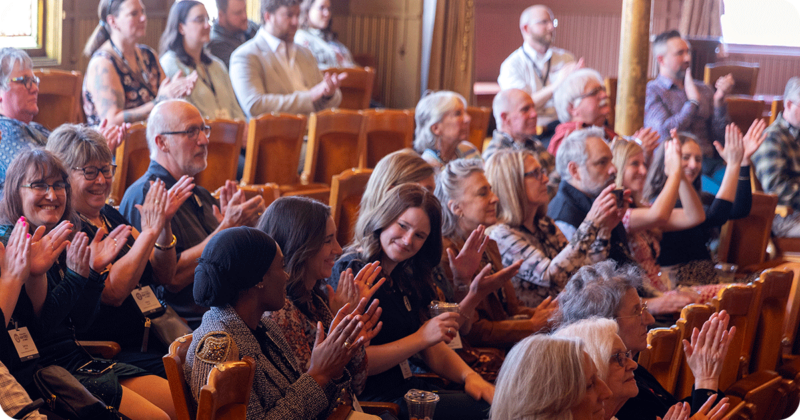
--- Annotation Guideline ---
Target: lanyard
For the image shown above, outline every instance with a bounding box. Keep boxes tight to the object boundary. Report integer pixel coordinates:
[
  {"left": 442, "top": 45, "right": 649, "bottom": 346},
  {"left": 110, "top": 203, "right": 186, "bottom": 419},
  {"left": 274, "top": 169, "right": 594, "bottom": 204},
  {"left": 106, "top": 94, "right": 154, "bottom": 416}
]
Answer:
[
  {"left": 196, "top": 62, "right": 217, "bottom": 97},
  {"left": 521, "top": 46, "right": 552, "bottom": 87},
  {"left": 108, "top": 39, "right": 157, "bottom": 99}
]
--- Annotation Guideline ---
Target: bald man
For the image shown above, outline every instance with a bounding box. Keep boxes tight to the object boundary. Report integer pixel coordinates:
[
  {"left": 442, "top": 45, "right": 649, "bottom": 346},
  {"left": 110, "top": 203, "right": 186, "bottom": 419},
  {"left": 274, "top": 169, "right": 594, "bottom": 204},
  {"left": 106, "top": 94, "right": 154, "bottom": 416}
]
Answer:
[
  {"left": 120, "top": 100, "right": 264, "bottom": 326},
  {"left": 497, "top": 5, "right": 583, "bottom": 140}
]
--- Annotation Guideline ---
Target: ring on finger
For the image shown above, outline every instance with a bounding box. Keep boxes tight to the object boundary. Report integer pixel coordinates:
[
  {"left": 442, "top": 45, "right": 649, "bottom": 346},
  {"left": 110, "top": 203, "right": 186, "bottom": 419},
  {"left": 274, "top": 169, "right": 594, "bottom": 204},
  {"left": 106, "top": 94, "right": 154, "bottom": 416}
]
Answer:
[
  {"left": 154, "top": 200, "right": 160, "bottom": 205},
  {"left": 343, "top": 339, "right": 351, "bottom": 349},
  {"left": 447, "top": 328, "right": 452, "bottom": 335},
  {"left": 113, "top": 238, "right": 118, "bottom": 247}
]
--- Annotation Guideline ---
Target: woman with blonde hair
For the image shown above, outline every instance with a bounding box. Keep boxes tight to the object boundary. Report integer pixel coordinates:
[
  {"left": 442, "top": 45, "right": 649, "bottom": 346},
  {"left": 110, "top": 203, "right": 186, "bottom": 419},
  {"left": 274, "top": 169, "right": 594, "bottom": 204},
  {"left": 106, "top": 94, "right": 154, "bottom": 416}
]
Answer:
[
  {"left": 485, "top": 149, "right": 619, "bottom": 307},
  {"left": 359, "top": 149, "right": 435, "bottom": 222}
]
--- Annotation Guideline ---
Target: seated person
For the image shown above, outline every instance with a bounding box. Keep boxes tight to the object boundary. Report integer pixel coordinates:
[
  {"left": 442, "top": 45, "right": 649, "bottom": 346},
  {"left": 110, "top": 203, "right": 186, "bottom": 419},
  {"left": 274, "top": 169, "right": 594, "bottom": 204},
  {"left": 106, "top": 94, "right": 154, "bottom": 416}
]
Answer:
[
  {"left": 120, "top": 100, "right": 264, "bottom": 327},
  {"left": 82, "top": 0, "right": 196, "bottom": 125},
  {"left": 485, "top": 149, "right": 618, "bottom": 307},
  {"left": 207, "top": 0, "right": 260, "bottom": 68},
  {"left": 490, "top": 334, "right": 612, "bottom": 420},
  {"left": 187, "top": 227, "right": 364, "bottom": 420},
  {"left": 159, "top": 1, "right": 245, "bottom": 120},
  {"left": 229, "top": 0, "right": 343, "bottom": 118},
  {"left": 414, "top": 91, "right": 480, "bottom": 173},
  {"left": 752, "top": 77, "right": 800, "bottom": 237},
  {"left": 295, "top": 0, "right": 356, "bottom": 69},
  {"left": 556, "top": 261, "right": 735, "bottom": 420},
  {"left": 0, "top": 149, "right": 174, "bottom": 420},
  {"left": 360, "top": 149, "right": 435, "bottom": 218}
]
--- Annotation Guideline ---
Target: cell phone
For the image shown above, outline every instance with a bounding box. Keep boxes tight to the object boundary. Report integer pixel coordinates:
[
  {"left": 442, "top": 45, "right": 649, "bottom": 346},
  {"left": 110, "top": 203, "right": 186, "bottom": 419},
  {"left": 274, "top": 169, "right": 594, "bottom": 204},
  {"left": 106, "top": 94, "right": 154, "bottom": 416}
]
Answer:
[{"left": 76, "top": 360, "right": 116, "bottom": 375}]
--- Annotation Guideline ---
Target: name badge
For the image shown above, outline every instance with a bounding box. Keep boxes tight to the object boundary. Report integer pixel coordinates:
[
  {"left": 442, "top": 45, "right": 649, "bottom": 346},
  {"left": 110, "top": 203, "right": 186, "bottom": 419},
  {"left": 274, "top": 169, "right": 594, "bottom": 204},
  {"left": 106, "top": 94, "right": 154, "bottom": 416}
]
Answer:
[
  {"left": 448, "top": 332, "right": 463, "bottom": 350},
  {"left": 214, "top": 108, "right": 232, "bottom": 120},
  {"left": 132, "top": 286, "right": 163, "bottom": 316},
  {"left": 399, "top": 359, "right": 413, "bottom": 380},
  {"left": 8, "top": 327, "right": 39, "bottom": 362}
]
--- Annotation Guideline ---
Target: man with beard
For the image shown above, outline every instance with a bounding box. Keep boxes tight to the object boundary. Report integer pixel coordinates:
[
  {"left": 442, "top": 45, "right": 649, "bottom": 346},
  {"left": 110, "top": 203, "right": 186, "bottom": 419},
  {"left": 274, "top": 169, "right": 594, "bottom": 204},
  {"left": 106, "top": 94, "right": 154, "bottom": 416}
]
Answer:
[
  {"left": 547, "top": 127, "right": 636, "bottom": 265},
  {"left": 497, "top": 5, "right": 583, "bottom": 143},
  {"left": 208, "top": 0, "right": 260, "bottom": 68},
  {"left": 645, "top": 30, "right": 733, "bottom": 179}
]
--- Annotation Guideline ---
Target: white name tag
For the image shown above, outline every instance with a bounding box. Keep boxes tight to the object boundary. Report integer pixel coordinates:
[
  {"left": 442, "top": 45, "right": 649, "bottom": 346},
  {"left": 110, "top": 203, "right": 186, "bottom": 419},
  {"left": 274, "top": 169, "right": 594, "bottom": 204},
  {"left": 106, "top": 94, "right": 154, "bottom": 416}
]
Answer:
[
  {"left": 8, "top": 327, "right": 39, "bottom": 361},
  {"left": 132, "top": 286, "right": 163, "bottom": 316},
  {"left": 399, "top": 359, "right": 413, "bottom": 380},
  {"left": 447, "top": 332, "right": 463, "bottom": 350}
]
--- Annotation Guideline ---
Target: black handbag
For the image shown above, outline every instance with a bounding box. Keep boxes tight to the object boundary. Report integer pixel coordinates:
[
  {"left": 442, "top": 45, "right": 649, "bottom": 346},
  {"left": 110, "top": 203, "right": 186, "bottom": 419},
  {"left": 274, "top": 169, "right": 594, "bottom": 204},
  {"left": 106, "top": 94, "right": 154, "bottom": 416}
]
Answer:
[
  {"left": 32, "top": 365, "right": 127, "bottom": 420},
  {"left": 148, "top": 304, "right": 192, "bottom": 350}
]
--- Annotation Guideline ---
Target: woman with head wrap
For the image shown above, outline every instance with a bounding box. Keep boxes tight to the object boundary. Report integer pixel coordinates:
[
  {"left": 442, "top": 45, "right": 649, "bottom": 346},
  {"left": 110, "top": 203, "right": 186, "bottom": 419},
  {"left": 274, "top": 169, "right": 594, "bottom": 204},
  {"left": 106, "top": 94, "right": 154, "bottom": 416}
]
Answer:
[{"left": 186, "top": 227, "right": 365, "bottom": 420}]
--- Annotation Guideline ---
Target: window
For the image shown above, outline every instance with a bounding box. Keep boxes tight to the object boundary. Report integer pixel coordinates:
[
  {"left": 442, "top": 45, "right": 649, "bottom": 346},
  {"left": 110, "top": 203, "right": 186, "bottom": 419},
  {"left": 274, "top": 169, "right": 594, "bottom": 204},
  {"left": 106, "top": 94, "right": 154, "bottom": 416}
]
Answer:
[
  {"left": 721, "top": 0, "right": 800, "bottom": 47},
  {"left": 0, "top": 0, "right": 42, "bottom": 49},
  {"left": 197, "top": 0, "right": 219, "bottom": 21}
]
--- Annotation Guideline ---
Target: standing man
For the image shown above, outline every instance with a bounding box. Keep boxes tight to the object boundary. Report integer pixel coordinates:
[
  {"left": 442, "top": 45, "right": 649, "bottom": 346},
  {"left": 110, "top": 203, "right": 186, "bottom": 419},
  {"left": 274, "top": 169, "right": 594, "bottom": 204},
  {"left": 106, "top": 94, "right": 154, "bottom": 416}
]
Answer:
[
  {"left": 497, "top": 5, "right": 584, "bottom": 142},
  {"left": 208, "top": 0, "right": 260, "bottom": 68},
  {"left": 645, "top": 30, "right": 733, "bottom": 180}
]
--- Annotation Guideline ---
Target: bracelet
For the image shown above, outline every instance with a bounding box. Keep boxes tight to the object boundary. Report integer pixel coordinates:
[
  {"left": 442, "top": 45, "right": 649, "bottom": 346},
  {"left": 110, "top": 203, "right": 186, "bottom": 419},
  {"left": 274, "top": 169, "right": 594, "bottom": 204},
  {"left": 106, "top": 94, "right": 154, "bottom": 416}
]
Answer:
[
  {"left": 154, "top": 234, "right": 177, "bottom": 250},
  {"left": 689, "top": 99, "right": 700, "bottom": 107},
  {"left": 739, "top": 176, "right": 750, "bottom": 181}
]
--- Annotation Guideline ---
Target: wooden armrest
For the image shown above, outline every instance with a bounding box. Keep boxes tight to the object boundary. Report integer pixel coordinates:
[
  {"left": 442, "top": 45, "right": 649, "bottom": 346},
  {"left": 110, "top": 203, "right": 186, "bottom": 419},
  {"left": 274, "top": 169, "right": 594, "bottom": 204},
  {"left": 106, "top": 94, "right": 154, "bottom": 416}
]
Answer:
[
  {"left": 361, "top": 401, "right": 400, "bottom": 416},
  {"left": 78, "top": 341, "right": 121, "bottom": 359},
  {"left": 326, "top": 404, "right": 352, "bottom": 420}
]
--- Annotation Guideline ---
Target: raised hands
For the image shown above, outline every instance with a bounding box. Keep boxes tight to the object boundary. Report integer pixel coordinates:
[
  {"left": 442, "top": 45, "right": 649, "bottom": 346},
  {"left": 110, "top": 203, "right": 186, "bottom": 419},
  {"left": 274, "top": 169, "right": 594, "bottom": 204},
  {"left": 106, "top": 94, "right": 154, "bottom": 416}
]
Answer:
[
  {"left": 0, "top": 218, "right": 32, "bottom": 285},
  {"left": 470, "top": 259, "right": 522, "bottom": 298},
  {"left": 585, "top": 184, "right": 624, "bottom": 230},
  {"left": 683, "top": 310, "right": 736, "bottom": 391},
  {"left": 88, "top": 224, "right": 131, "bottom": 273},
  {"left": 137, "top": 179, "right": 169, "bottom": 234},
  {"left": 307, "top": 314, "right": 365, "bottom": 387},
  {"left": 684, "top": 68, "right": 700, "bottom": 102},
  {"left": 417, "top": 311, "right": 461, "bottom": 346},
  {"left": 312, "top": 71, "right": 347, "bottom": 101},
  {"left": 714, "top": 124, "right": 745, "bottom": 166},
  {"left": 29, "top": 221, "right": 72, "bottom": 277},
  {"left": 713, "top": 74, "right": 735, "bottom": 107},
  {"left": 213, "top": 181, "right": 265, "bottom": 228},
  {"left": 66, "top": 232, "right": 91, "bottom": 278},
  {"left": 158, "top": 70, "right": 197, "bottom": 100},
  {"left": 690, "top": 394, "right": 729, "bottom": 420},
  {"left": 330, "top": 298, "right": 383, "bottom": 347},
  {"left": 327, "top": 262, "right": 385, "bottom": 314},
  {"left": 165, "top": 175, "right": 195, "bottom": 223},
  {"left": 664, "top": 132, "right": 682, "bottom": 176},
  {"left": 446, "top": 225, "right": 490, "bottom": 286},
  {"left": 95, "top": 118, "right": 129, "bottom": 154},
  {"left": 632, "top": 127, "right": 661, "bottom": 161},
  {"left": 741, "top": 118, "right": 767, "bottom": 166},
  {"left": 659, "top": 402, "right": 690, "bottom": 420},
  {"left": 529, "top": 296, "right": 558, "bottom": 332}
]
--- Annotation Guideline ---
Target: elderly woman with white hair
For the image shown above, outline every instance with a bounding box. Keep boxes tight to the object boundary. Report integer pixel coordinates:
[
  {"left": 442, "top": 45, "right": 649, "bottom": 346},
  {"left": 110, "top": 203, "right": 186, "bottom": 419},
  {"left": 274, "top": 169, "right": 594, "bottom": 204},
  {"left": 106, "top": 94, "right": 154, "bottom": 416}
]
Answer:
[
  {"left": 414, "top": 91, "right": 481, "bottom": 172},
  {"left": 548, "top": 68, "right": 659, "bottom": 161},
  {"left": 491, "top": 334, "right": 612, "bottom": 420},
  {"left": 556, "top": 261, "right": 734, "bottom": 420}
]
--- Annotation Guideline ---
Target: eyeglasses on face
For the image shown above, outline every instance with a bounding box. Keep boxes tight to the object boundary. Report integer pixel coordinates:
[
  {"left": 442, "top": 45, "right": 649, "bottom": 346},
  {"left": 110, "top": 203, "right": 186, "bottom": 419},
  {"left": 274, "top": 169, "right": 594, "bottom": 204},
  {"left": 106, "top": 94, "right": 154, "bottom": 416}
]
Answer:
[
  {"left": 10, "top": 75, "right": 40, "bottom": 90},
  {"left": 610, "top": 350, "right": 634, "bottom": 368},
  {"left": 73, "top": 164, "right": 117, "bottom": 181},
  {"left": 21, "top": 181, "right": 68, "bottom": 195},
  {"left": 159, "top": 124, "right": 211, "bottom": 141},
  {"left": 616, "top": 301, "right": 649, "bottom": 320},
  {"left": 575, "top": 85, "right": 607, "bottom": 102},
  {"left": 524, "top": 166, "right": 546, "bottom": 181}
]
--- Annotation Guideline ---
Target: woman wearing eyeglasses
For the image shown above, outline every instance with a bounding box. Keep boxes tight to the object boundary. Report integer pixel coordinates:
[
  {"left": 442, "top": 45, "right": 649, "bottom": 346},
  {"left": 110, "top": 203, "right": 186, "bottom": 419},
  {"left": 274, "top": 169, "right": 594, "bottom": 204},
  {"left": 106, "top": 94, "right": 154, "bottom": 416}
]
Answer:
[
  {"left": 484, "top": 149, "right": 620, "bottom": 307},
  {"left": 159, "top": 1, "right": 244, "bottom": 121},
  {"left": 46, "top": 124, "right": 194, "bottom": 377}
]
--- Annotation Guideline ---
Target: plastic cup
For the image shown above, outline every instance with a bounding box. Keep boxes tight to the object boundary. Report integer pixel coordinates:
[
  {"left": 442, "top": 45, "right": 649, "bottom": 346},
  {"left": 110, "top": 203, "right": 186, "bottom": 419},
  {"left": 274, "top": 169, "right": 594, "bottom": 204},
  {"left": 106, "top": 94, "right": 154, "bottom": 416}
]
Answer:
[
  {"left": 429, "top": 301, "right": 460, "bottom": 318},
  {"left": 715, "top": 263, "right": 738, "bottom": 283},
  {"left": 404, "top": 389, "right": 440, "bottom": 420}
]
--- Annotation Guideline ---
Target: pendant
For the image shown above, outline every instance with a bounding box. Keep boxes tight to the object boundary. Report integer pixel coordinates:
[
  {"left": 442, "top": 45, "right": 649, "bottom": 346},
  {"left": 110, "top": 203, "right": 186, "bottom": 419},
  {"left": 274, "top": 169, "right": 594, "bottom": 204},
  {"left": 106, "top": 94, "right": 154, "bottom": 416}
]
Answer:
[{"left": 403, "top": 296, "right": 412, "bottom": 312}]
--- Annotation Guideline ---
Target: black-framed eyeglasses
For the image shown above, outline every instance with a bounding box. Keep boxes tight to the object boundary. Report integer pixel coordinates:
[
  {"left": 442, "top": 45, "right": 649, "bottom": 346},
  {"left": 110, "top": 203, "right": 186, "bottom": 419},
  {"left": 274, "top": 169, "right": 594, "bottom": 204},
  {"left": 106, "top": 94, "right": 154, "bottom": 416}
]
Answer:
[
  {"left": 524, "top": 167, "right": 546, "bottom": 181},
  {"left": 21, "top": 181, "right": 68, "bottom": 195},
  {"left": 616, "top": 301, "right": 649, "bottom": 320},
  {"left": 576, "top": 86, "right": 606, "bottom": 102},
  {"left": 73, "top": 164, "right": 117, "bottom": 180},
  {"left": 159, "top": 125, "right": 211, "bottom": 141},
  {"left": 610, "top": 350, "right": 634, "bottom": 368},
  {"left": 10, "top": 75, "right": 40, "bottom": 90}
]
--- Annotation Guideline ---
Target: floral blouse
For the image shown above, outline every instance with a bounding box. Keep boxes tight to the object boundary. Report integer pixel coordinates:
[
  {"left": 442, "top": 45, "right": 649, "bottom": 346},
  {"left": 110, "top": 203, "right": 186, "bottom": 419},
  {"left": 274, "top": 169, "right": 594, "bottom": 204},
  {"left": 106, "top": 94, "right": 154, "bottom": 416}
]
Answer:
[
  {"left": 487, "top": 217, "right": 606, "bottom": 307},
  {"left": 268, "top": 297, "right": 368, "bottom": 395},
  {"left": 622, "top": 209, "right": 667, "bottom": 294}
]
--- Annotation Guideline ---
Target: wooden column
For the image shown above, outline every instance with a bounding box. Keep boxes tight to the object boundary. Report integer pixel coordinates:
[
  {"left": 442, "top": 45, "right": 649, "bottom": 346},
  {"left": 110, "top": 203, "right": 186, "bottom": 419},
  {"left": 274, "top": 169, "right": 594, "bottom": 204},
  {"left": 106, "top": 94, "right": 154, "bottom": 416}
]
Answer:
[{"left": 615, "top": 0, "right": 652, "bottom": 136}]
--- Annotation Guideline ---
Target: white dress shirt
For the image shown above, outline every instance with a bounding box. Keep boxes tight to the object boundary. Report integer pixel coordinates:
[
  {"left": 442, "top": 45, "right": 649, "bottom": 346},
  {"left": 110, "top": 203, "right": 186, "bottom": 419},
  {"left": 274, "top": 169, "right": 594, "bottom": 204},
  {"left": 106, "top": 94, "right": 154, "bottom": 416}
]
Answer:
[{"left": 261, "top": 30, "right": 308, "bottom": 92}]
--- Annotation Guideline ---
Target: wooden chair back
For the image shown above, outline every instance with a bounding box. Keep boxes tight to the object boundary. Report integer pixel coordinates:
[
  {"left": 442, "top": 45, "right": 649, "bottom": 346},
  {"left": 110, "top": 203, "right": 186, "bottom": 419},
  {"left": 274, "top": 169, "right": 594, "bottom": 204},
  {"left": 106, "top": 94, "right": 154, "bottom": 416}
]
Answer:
[
  {"left": 637, "top": 326, "right": 682, "bottom": 396},
  {"left": 242, "top": 113, "right": 307, "bottom": 186},
  {"left": 466, "top": 106, "right": 492, "bottom": 153},
  {"left": 726, "top": 97, "right": 765, "bottom": 134},
  {"left": 329, "top": 168, "right": 372, "bottom": 246},
  {"left": 704, "top": 62, "right": 760, "bottom": 96},
  {"left": 192, "top": 119, "right": 245, "bottom": 193},
  {"left": 109, "top": 122, "right": 149, "bottom": 206},
  {"left": 711, "top": 284, "right": 759, "bottom": 390},
  {"left": 163, "top": 334, "right": 195, "bottom": 420},
  {"left": 359, "top": 109, "right": 414, "bottom": 169},
  {"left": 779, "top": 263, "right": 800, "bottom": 356},
  {"left": 717, "top": 192, "right": 778, "bottom": 267},
  {"left": 238, "top": 184, "right": 281, "bottom": 208},
  {"left": 196, "top": 356, "right": 256, "bottom": 420},
  {"left": 302, "top": 109, "right": 364, "bottom": 185},
  {"left": 771, "top": 99, "right": 784, "bottom": 125},
  {"left": 605, "top": 77, "right": 618, "bottom": 128},
  {"left": 32, "top": 69, "right": 83, "bottom": 130},
  {"left": 327, "top": 67, "right": 375, "bottom": 110},
  {"left": 674, "top": 304, "right": 714, "bottom": 400},
  {"left": 750, "top": 268, "right": 794, "bottom": 373}
]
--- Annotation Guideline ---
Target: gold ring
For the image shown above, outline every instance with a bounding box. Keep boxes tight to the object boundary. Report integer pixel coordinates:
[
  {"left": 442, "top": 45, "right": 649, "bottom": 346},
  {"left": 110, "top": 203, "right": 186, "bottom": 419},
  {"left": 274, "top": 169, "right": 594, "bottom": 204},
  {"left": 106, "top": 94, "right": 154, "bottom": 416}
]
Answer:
[
  {"left": 343, "top": 340, "right": 351, "bottom": 349},
  {"left": 258, "top": 212, "right": 263, "bottom": 216},
  {"left": 155, "top": 200, "right": 160, "bottom": 205}
]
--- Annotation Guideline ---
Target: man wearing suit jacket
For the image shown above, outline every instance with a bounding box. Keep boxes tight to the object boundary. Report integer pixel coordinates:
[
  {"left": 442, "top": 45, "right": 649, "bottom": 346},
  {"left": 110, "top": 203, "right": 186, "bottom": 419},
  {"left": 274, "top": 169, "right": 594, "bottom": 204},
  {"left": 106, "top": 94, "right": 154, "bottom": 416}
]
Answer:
[{"left": 230, "top": 0, "right": 343, "bottom": 118}]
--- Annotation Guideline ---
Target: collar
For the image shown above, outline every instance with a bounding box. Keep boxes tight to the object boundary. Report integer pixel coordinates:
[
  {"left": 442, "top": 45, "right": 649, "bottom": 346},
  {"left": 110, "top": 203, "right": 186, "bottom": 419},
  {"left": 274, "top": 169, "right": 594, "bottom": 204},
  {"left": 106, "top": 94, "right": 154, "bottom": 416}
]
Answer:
[
  {"left": 523, "top": 42, "right": 552, "bottom": 64},
  {"left": 654, "top": 74, "right": 681, "bottom": 90},
  {"left": 777, "top": 112, "right": 800, "bottom": 139},
  {"left": 494, "top": 129, "right": 538, "bottom": 149},
  {"left": 211, "top": 22, "right": 245, "bottom": 40},
  {"left": 146, "top": 161, "right": 180, "bottom": 188},
  {"left": 558, "top": 180, "right": 595, "bottom": 212},
  {"left": 260, "top": 28, "right": 290, "bottom": 54}
]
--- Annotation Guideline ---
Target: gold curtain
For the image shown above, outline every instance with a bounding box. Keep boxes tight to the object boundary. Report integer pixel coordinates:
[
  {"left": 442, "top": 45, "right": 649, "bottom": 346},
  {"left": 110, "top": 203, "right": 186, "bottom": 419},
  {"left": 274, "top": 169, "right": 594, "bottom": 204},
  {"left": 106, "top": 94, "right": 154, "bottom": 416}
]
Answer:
[
  {"left": 426, "top": 0, "right": 475, "bottom": 100},
  {"left": 679, "top": 0, "right": 722, "bottom": 37}
]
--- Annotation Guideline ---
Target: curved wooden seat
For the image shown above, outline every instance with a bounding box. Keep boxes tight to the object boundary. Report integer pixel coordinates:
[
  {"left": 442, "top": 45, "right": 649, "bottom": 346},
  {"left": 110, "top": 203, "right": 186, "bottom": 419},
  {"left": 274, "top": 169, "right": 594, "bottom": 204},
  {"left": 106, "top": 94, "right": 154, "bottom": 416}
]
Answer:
[
  {"left": 109, "top": 122, "right": 148, "bottom": 206},
  {"left": 330, "top": 168, "right": 372, "bottom": 246},
  {"left": 196, "top": 356, "right": 256, "bottom": 420},
  {"left": 163, "top": 334, "right": 195, "bottom": 420}
]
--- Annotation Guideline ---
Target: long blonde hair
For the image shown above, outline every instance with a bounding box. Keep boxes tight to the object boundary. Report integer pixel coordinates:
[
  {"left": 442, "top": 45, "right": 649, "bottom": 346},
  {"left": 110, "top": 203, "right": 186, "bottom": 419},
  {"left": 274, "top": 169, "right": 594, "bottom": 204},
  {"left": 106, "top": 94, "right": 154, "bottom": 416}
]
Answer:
[
  {"left": 360, "top": 149, "right": 434, "bottom": 218},
  {"left": 611, "top": 139, "right": 644, "bottom": 203},
  {"left": 485, "top": 149, "right": 543, "bottom": 227}
]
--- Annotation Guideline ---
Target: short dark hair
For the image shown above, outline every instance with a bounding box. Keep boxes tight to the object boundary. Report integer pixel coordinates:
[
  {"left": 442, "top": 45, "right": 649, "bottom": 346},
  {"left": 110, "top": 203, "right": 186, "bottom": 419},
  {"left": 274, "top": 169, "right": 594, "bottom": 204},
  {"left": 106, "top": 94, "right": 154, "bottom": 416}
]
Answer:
[
  {"left": 215, "top": 0, "right": 229, "bottom": 13},
  {"left": 261, "top": 0, "right": 301, "bottom": 16},
  {"left": 652, "top": 29, "right": 684, "bottom": 59}
]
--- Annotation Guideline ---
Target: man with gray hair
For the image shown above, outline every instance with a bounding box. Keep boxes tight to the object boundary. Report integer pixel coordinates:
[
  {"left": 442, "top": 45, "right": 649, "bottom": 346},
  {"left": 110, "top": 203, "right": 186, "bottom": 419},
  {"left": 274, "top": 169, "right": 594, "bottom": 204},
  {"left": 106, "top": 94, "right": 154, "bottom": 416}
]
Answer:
[
  {"left": 497, "top": 5, "right": 584, "bottom": 141},
  {"left": 752, "top": 77, "right": 800, "bottom": 237},
  {"left": 547, "top": 127, "right": 634, "bottom": 265},
  {"left": 120, "top": 99, "right": 264, "bottom": 326}
]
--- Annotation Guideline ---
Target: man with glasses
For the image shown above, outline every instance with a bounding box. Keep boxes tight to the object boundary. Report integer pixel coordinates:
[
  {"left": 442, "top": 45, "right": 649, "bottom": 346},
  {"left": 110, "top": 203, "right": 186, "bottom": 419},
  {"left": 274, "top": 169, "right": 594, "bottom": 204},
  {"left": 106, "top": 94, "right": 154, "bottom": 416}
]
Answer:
[
  {"left": 498, "top": 5, "right": 584, "bottom": 143},
  {"left": 120, "top": 99, "right": 265, "bottom": 327}
]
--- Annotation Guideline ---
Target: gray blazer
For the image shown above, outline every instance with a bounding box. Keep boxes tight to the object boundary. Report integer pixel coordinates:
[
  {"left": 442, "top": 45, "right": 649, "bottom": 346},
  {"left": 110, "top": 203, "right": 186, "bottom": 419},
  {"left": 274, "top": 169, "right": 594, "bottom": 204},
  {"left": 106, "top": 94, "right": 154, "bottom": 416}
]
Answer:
[{"left": 229, "top": 28, "right": 342, "bottom": 118}]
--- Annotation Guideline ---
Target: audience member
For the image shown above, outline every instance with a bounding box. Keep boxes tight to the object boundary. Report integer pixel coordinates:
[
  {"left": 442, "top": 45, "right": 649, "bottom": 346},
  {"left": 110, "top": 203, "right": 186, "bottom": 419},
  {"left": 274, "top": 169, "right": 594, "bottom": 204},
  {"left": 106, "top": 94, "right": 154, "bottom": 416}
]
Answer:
[
  {"left": 46, "top": 124, "right": 193, "bottom": 376},
  {"left": 83, "top": 0, "right": 197, "bottom": 126},
  {"left": 0, "top": 359, "right": 48, "bottom": 420},
  {"left": 295, "top": 0, "right": 356, "bottom": 69},
  {"left": 414, "top": 91, "right": 480, "bottom": 173},
  {"left": 436, "top": 158, "right": 553, "bottom": 352},
  {"left": 207, "top": 0, "right": 260, "bottom": 68},
  {"left": 159, "top": 0, "right": 245, "bottom": 121},
  {"left": 119, "top": 100, "right": 264, "bottom": 326},
  {"left": 546, "top": 127, "right": 634, "bottom": 264},
  {"left": 330, "top": 184, "right": 500, "bottom": 420},
  {"left": 497, "top": 5, "right": 584, "bottom": 140},
  {"left": 0, "top": 149, "right": 175, "bottom": 420},
  {"left": 644, "top": 30, "right": 732, "bottom": 178},
  {"left": 188, "top": 227, "right": 365, "bottom": 420},
  {"left": 557, "top": 261, "right": 734, "bottom": 420},
  {"left": 752, "top": 77, "right": 800, "bottom": 237},
  {"left": 491, "top": 334, "right": 612, "bottom": 420},
  {"left": 360, "top": 149, "right": 435, "bottom": 219},
  {"left": 643, "top": 123, "right": 763, "bottom": 284},
  {"left": 230, "top": 0, "right": 343, "bottom": 118},
  {"left": 259, "top": 196, "right": 383, "bottom": 398},
  {"left": 485, "top": 149, "right": 618, "bottom": 307}
]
